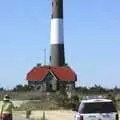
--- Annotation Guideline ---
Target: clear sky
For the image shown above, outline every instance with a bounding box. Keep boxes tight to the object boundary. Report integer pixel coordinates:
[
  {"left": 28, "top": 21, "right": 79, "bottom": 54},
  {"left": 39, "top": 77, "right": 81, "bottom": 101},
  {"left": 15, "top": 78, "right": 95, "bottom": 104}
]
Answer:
[{"left": 0, "top": 0, "right": 120, "bottom": 89}]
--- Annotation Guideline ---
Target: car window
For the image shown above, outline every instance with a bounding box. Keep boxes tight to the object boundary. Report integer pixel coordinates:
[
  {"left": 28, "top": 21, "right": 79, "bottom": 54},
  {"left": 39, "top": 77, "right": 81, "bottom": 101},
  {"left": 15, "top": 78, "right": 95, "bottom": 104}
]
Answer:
[{"left": 79, "top": 102, "right": 117, "bottom": 113}]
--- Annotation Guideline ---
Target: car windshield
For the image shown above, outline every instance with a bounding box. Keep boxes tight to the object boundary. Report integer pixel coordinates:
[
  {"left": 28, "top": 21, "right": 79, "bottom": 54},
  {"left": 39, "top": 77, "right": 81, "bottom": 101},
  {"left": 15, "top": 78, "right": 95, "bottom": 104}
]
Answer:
[{"left": 79, "top": 102, "right": 117, "bottom": 113}]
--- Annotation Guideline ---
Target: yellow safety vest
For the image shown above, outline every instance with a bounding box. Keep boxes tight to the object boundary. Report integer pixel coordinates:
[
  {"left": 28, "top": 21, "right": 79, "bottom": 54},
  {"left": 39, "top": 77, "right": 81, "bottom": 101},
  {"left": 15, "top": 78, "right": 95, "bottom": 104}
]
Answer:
[{"left": 0, "top": 101, "right": 14, "bottom": 114}]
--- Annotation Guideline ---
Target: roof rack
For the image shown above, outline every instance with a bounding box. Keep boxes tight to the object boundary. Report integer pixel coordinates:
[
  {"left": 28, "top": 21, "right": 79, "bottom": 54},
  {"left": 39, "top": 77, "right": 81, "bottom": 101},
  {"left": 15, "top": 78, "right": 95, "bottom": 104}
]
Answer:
[{"left": 85, "top": 95, "right": 105, "bottom": 100}]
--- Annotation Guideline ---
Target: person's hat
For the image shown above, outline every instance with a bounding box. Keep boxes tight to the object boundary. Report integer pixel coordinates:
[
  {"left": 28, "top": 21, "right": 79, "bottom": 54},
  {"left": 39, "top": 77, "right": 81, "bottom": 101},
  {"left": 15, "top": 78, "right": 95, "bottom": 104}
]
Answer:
[{"left": 3, "top": 94, "right": 10, "bottom": 101}]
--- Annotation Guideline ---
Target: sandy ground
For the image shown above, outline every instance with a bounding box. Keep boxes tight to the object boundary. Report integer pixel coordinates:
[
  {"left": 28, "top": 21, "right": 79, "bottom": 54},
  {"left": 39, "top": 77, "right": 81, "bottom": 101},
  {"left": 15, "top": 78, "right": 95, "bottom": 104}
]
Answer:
[
  {"left": 30, "top": 110, "right": 76, "bottom": 120},
  {"left": 13, "top": 115, "right": 27, "bottom": 120},
  {"left": 13, "top": 110, "right": 76, "bottom": 120}
]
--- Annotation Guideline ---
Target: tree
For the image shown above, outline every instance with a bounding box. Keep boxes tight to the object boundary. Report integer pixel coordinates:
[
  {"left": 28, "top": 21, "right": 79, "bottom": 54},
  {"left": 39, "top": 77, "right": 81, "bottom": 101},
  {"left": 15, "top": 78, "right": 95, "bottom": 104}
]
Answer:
[{"left": 12, "top": 84, "right": 34, "bottom": 92}]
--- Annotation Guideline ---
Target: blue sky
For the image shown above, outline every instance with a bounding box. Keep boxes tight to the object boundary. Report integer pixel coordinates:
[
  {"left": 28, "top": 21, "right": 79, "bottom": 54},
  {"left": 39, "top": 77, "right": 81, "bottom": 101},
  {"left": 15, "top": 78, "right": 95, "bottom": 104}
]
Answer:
[{"left": 0, "top": 0, "right": 120, "bottom": 89}]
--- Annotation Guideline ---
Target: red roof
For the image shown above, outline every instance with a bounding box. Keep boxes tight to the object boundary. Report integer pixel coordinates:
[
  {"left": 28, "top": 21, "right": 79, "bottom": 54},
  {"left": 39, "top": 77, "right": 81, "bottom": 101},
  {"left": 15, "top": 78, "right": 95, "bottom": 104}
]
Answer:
[{"left": 26, "top": 66, "right": 77, "bottom": 81}]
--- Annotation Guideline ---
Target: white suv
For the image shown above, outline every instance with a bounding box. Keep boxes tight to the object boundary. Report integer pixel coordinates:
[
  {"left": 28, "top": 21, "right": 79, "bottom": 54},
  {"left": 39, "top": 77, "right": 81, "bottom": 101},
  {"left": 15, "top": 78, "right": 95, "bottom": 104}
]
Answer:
[{"left": 75, "top": 96, "right": 118, "bottom": 120}]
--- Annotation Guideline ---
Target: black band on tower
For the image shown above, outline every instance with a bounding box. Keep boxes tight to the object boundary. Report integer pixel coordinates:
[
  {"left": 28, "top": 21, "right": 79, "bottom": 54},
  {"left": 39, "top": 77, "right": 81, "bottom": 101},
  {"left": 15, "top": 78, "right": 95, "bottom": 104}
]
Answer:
[
  {"left": 52, "top": 0, "right": 63, "bottom": 18},
  {"left": 51, "top": 44, "right": 65, "bottom": 66}
]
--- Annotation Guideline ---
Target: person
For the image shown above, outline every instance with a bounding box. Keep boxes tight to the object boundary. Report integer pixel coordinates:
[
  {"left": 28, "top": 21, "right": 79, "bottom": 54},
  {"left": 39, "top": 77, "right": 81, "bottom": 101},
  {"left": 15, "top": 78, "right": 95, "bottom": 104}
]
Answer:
[
  {"left": 0, "top": 94, "right": 14, "bottom": 120},
  {"left": 26, "top": 109, "right": 31, "bottom": 119}
]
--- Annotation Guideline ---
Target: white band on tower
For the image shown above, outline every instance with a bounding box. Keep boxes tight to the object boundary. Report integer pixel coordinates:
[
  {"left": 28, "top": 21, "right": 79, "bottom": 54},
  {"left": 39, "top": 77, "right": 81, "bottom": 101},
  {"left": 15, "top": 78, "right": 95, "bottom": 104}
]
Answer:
[{"left": 50, "top": 18, "right": 64, "bottom": 44}]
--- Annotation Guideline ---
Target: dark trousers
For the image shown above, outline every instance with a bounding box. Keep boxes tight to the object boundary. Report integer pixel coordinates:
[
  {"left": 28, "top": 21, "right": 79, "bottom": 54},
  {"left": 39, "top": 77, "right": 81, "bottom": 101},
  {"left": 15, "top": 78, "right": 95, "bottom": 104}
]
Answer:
[{"left": 2, "top": 114, "right": 12, "bottom": 120}]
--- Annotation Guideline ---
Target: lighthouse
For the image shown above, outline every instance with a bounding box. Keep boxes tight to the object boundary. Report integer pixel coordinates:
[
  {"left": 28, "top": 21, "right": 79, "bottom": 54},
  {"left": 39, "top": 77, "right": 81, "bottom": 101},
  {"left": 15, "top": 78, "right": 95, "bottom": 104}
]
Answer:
[
  {"left": 26, "top": 0, "right": 77, "bottom": 91},
  {"left": 50, "top": 0, "right": 65, "bottom": 66}
]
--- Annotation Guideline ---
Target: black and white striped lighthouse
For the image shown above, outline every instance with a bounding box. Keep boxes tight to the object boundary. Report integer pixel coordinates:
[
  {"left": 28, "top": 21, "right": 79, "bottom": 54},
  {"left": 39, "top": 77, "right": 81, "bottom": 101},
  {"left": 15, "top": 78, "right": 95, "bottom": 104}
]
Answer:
[
  {"left": 50, "top": 0, "right": 65, "bottom": 66},
  {"left": 26, "top": 0, "right": 77, "bottom": 91}
]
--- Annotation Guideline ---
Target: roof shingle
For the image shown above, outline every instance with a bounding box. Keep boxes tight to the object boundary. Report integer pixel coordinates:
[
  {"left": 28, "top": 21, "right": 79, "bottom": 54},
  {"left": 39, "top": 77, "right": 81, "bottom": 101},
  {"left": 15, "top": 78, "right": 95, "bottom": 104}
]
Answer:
[{"left": 26, "top": 66, "right": 77, "bottom": 81}]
